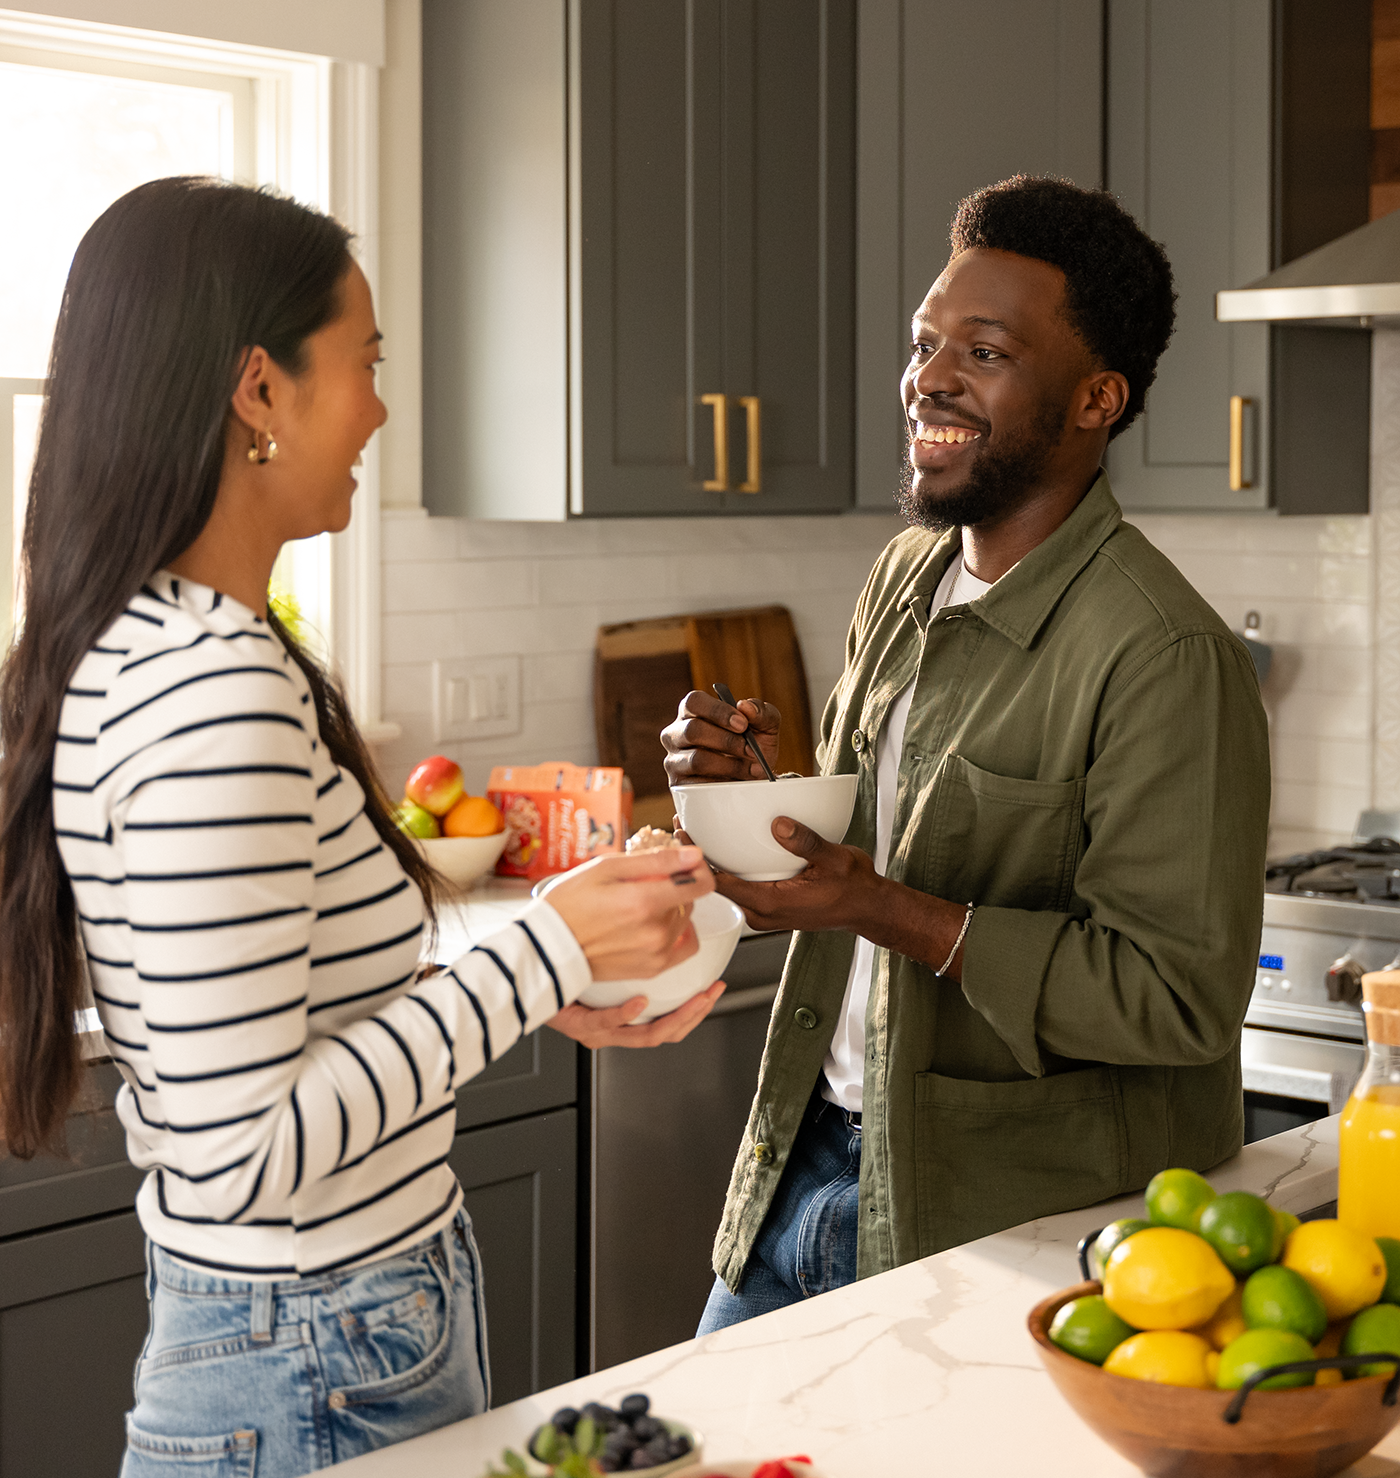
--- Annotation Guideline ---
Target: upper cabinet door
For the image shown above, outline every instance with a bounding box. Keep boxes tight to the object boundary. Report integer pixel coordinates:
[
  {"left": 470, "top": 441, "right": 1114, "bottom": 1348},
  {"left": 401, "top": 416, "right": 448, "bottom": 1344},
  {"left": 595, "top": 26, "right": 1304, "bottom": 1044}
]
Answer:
[
  {"left": 575, "top": 0, "right": 855, "bottom": 516},
  {"left": 422, "top": 0, "right": 854, "bottom": 520},
  {"left": 1106, "top": 0, "right": 1274, "bottom": 511}
]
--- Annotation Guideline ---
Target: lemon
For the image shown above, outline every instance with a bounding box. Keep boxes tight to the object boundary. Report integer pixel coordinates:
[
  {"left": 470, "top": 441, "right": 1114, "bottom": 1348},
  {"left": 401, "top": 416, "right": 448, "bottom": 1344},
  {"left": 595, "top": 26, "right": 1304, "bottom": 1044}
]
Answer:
[
  {"left": 1091, "top": 1219, "right": 1150, "bottom": 1281},
  {"left": 1281, "top": 1220, "right": 1387, "bottom": 1320},
  {"left": 1103, "top": 1330, "right": 1217, "bottom": 1388},
  {"left": 1377, "top": 1236, "right": 1400, "bottom": 1304},
  {"left": 1192, "top": 1283, "right": 1247, "bottom": 1351},
  {"left": 1241, "top": 1264, "right": 1327, "bottom": 1344},
  {"left": 1049, "top": 1294, "right": 1138, "bottom": 1365},
  {"left": 1272, "top": 1209, "right": 1301, "bottom": 1262},
  {"left": 1198, "top": 1192, "right": 1278, "bottom": 1276},
  {"left": 1103, "top": 1226, "right": 1236, "bottom": 1330},
  {"left": 1145, "top": 1168, "right": 1218, "bottom": 1232},
  {"left": 1217, "top": 1328, "right": 1316, "bottom": 1389},
  {"left": 1342, "top": 1302, "right": 1400, "bottom": 1378}
]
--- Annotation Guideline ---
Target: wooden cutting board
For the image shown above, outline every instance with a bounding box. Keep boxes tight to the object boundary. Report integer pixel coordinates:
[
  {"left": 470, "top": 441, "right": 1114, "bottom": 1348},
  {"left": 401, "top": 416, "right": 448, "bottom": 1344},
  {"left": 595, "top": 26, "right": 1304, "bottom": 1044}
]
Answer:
[{"left": 594, "top": 605, "right": 814, "bottom": 827}]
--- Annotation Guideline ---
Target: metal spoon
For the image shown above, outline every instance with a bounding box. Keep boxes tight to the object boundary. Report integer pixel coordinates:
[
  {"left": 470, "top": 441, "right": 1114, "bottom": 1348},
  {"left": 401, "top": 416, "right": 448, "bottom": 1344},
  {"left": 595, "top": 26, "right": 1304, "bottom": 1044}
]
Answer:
[{"left": 713, "top": 682, "right": 778, "bottom": 782}]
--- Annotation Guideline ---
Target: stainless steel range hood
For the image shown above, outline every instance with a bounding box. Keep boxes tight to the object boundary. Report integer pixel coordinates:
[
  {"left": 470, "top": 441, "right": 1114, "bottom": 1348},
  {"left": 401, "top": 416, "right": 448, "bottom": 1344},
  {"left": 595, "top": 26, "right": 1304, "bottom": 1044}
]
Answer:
[{"left": 1216, "top": 209, "right": 1400, "bottom": 327}]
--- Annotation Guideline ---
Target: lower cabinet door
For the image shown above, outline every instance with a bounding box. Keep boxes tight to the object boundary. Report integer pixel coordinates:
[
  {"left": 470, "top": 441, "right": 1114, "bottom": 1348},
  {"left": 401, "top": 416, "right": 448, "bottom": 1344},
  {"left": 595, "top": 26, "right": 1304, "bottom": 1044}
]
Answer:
[
  {"left": 0, "top": 1210, "right": 148, "bottom": 1478},
  {"left": 448, "top": 1109, "right": 577, "bottom": 1406}
]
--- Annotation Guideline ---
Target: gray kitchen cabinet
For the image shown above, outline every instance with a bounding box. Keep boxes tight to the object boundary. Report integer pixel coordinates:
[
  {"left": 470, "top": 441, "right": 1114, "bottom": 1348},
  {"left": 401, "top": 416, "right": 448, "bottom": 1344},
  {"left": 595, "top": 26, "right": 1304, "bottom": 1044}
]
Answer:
[
  {"left": 449, "top": 1108, "right": 578, "bottom": 1406},
  {"left": 0, "top": 1209, "right": 148, "bottom": 1478},
  {"left": 1106, "top": 0, "right": 1372, "bottom": 513},
  {"left": 422, "top": 0, "right": 855, "bottom": 519},
  {"left": 853, "top": 0, "right": 1105, "bottom": 509}
]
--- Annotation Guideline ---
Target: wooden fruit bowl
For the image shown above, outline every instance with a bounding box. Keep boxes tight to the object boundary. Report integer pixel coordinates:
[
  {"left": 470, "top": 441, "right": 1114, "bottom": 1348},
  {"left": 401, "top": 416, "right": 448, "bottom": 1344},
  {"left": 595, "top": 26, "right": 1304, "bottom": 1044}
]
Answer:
[{"left": 1028, "top": 1282, "right": 1400, "bottom": 1478}]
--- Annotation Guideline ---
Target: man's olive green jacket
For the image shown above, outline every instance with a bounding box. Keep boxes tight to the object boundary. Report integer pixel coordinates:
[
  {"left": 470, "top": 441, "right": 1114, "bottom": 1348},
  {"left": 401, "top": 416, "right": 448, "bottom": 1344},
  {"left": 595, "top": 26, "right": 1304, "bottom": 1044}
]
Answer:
[{"left": 712, "top": 475, "right": 1271, "bottom": 1290}]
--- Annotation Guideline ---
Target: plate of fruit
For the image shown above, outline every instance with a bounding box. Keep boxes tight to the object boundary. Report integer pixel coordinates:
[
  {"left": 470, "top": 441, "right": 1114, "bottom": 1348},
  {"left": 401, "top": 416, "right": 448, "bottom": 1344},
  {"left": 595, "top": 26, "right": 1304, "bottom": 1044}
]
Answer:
[
  {"left": 394, "top": 755, "right": 507, "bottom": 889},
  {"left": 1028, "top": 1167, "right": 1400, "bottom": 1477},
  {"left": 484, "top": 1394, "right": 700, "bottom": 1476}
]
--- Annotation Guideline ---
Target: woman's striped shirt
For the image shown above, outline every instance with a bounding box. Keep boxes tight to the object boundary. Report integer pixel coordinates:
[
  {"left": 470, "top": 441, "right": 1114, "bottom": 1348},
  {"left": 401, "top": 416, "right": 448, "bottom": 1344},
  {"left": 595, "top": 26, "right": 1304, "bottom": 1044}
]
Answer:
[{"left": 53, "top": 572, "right": 590, "bottom": 1278}]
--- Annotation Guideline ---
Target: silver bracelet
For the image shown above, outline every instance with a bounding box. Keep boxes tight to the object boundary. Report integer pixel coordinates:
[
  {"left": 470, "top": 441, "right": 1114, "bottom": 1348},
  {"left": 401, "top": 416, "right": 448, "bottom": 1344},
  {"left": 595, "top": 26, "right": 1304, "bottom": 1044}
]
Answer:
[{"left": 938, "top": 903, "right": 975, "bottom": 977}]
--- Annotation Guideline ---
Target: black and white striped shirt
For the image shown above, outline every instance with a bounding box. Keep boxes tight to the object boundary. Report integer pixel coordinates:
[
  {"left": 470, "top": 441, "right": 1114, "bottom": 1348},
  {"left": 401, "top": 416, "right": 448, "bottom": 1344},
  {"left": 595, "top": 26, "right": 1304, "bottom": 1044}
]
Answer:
[{"left": 54, "top": 572, "right": 589, "bottom": 1277}]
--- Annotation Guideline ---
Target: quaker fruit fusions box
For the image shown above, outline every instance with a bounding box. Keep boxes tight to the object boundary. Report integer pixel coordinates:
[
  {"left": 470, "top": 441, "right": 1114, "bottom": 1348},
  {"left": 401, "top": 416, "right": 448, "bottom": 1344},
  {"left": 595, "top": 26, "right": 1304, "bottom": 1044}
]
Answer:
[{"left": 487, "top": 763, "right": 632, "bottom": 879}]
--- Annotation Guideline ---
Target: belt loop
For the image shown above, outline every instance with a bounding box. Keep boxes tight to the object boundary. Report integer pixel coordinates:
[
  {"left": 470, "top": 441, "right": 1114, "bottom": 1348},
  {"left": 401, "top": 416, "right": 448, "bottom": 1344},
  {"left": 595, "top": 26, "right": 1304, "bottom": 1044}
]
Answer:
[{"left": 250, "top": 1281, "right": 274, "bottom": 1345}]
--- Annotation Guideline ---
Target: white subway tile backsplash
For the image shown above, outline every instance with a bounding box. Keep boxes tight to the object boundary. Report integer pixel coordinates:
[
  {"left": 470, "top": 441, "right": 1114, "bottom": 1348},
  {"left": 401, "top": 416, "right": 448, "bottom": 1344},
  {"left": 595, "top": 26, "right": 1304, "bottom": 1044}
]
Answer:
[{"left": 383, "top": 559, "right": 540, "bottom": 613}]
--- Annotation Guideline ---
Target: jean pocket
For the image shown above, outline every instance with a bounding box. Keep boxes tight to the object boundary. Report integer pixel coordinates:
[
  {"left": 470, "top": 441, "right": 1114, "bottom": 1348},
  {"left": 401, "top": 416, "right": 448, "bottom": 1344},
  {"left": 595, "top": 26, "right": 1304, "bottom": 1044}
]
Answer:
[
  {"left": 333, "top": 1244, "right": 455, "bottom": 1402},
  {"left": 122, "top": 1420, "right": 257, "bottom": 1476}
]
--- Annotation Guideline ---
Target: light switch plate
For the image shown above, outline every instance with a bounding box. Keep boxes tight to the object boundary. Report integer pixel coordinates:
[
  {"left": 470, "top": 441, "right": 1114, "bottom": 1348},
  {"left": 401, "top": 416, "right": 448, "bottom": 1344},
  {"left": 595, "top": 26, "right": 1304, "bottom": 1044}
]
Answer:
[{"left": 432, "top": 656, "right": 521, "bottom": 742}]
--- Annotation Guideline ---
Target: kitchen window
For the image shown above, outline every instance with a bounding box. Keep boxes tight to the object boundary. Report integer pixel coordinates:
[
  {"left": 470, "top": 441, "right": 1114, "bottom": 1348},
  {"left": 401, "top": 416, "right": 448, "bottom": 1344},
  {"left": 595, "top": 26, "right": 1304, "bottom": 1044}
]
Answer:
[{"left": 0, "top": 6, "right": 389, "bottom": 732}]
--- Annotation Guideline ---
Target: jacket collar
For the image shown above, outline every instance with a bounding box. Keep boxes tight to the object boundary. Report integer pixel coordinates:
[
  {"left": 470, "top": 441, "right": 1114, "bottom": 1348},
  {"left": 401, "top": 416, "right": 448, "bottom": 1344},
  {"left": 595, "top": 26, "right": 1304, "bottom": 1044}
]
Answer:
[{"left": 895, "top": 471, "right": 1123, "bottom": 649}]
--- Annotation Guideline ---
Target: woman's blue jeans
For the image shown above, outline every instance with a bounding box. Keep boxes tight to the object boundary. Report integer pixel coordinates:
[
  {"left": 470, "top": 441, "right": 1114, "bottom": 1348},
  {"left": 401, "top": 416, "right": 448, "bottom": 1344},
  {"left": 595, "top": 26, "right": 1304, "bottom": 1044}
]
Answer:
[
  {"left": 697, "top": 1091, "right": 861, "bottom": 1335},
  {"left": 120, "top": 1208, "right": 489, "bottom": 1477}
]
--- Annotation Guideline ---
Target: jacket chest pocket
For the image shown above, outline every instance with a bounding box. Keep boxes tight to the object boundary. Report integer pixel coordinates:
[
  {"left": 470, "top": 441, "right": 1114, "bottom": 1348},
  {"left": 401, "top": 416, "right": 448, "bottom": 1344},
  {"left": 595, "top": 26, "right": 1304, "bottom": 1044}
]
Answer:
[{"left": 922, "top": 752, "right": 1085, "bottom": 912}]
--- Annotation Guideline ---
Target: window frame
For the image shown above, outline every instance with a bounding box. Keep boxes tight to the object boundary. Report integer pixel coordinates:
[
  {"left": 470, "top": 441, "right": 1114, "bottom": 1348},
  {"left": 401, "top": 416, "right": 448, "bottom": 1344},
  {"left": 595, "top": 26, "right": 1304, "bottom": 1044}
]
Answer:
[{"left": 0, "top": 7, "right": 392, "bottom": 738}]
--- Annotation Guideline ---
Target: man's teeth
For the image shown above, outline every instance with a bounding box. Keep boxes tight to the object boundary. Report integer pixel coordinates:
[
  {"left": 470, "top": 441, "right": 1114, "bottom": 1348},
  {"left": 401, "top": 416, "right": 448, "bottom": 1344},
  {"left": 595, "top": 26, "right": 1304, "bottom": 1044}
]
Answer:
[{"left": 915, "top": 424, "right": 979, "bottom": 445}]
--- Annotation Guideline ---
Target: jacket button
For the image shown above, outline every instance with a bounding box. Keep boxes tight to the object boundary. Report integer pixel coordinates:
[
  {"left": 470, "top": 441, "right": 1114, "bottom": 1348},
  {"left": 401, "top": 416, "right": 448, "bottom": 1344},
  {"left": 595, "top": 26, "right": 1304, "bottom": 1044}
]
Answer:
[
  {"left": 851, "top": 728, "right": 866, "bottom": 753},
  {"left": 794, "top": 1007, "right": 818, "bottom": 1030},
  {"left": 753, "top": 1142, "right": 774, "bottom": 1164},
  {"left": 329, "top": 1392, "right": 347, "bottom": 1410}
]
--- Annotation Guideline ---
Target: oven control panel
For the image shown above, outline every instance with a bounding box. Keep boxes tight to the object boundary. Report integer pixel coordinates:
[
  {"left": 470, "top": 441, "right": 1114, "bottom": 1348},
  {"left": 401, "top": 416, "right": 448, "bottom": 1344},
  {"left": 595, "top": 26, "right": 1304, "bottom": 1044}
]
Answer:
[{"left": 1255, "top": 894, "right": 1386, "bottom": 1043}]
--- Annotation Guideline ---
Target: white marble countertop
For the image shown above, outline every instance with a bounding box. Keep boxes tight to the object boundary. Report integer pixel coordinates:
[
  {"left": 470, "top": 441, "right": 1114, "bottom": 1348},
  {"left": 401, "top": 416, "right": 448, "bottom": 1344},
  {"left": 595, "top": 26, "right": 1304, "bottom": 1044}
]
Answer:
[{"left": 332, "top": 1115, "right": 1400, "bottom": 1477}]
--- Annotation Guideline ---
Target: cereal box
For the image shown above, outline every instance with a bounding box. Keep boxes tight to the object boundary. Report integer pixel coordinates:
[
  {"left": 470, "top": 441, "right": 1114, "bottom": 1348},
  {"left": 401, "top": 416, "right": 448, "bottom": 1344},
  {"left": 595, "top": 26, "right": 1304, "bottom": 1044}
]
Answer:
[{"left": 487, "top": 763, "right": 633, "bottom": 879}]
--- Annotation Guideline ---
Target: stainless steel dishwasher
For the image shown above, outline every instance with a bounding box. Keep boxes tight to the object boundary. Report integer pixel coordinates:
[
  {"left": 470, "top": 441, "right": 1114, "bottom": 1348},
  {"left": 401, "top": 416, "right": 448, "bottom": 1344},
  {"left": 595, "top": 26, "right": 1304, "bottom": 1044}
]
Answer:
[{"left": 585, "top": 929, "right": 790, "bottom": 1370}]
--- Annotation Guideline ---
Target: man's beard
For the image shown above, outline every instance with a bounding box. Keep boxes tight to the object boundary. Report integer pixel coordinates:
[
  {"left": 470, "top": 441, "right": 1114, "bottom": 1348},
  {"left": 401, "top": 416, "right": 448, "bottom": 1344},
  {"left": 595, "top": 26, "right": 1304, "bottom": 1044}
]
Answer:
[{"left": 896, "top": 397, "right": 1067, "bottom": 532}]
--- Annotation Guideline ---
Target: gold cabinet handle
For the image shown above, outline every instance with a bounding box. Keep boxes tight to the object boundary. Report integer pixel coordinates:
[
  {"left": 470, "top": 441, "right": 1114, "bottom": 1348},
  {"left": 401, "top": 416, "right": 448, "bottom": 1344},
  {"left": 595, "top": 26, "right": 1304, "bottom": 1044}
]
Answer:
[
  {"left": 700, "top": 393, "right": 729, "bottom": 491},
  {"left": 737, "top": 395, "right": 762, "bottom": 493},
  {"left": 1229, "top": 395, "right": 1254, "bottom": 491}
]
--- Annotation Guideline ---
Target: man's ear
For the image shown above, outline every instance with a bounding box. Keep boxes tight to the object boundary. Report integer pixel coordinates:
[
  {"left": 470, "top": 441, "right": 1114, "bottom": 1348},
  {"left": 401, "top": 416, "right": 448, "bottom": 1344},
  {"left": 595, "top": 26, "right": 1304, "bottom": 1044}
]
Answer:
[
  {"left": 1077, "top": 369, "right": 1130, "bottom": 432},
  {"left": 1076, "top": 369, "right": 1135, "bottom": 431},
  {"left": 228, "top": 345, "right": 275, "bottom": 432}
]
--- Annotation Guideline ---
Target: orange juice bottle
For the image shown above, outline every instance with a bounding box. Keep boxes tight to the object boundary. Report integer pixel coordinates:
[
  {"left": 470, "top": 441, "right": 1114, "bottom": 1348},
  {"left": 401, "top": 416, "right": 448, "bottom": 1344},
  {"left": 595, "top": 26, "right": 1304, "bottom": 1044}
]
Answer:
[{"left": 1338, "top": 970, "right": 1400, "bottom": 1241}]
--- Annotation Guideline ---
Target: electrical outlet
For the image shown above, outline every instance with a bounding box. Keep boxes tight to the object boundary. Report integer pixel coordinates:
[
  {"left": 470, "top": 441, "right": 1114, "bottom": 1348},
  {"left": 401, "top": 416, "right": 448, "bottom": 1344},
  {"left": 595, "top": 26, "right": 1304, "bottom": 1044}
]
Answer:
[{"left": 432, "top": 656, "right": 521, "bottom": 742}]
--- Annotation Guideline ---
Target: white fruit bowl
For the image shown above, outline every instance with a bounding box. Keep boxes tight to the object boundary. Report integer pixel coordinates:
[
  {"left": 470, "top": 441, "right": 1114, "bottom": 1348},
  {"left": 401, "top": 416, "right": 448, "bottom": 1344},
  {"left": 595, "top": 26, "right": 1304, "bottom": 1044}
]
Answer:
[
  {"left": 671, "top": 774, "right": 858, "bottom": 881},
  {"left": 416, "top": 831, "right": 508, "bottom": 889},
  {"left": 534, "top": 883, "right": 744, "bottom": 1023}
]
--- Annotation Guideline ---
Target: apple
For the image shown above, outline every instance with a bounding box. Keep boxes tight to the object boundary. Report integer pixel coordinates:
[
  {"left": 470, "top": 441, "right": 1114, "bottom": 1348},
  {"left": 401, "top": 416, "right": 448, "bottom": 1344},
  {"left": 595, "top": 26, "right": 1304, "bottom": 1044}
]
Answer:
[
  {"left": 394, "top": 799, "right": 440, "bottom": 839},
  {"left": 405, "top": 755, "right": 465, "bottom": 817}
]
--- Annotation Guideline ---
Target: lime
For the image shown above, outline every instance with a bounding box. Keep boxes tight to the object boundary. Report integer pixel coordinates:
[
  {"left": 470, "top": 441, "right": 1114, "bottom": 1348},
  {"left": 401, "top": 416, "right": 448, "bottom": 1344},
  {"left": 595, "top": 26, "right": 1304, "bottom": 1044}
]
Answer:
[
  {"left": 1103, "top": 1330, "right": 1217, "bottom": 1388},
  {"left": 1145, "top": 1168, "right": 1217, "bottom": 1232},
  {"left": 1103, "top": 1226, "right": 1236, "bottom": 1330},
  {"left": 1282, "top": 1220, "right": 1387, "bottom": 1320},
  {"left": 1216, "top": 1328, "right": 1316, "bottom": 1390},
  {"left": 1341, "top": 1302, "right": 1400, "bottom": 1378},
  {"left": 1091, "top": 1219, "right": 1150, "bottom": 1281},
  {"left": 1199, "top": 1192, "right": 1278, "bottom": 1276},
  {"left": 1241, "top": 1264, "right": 1327, "bottom": 1343},
  {"left": 1193, "top": 1284, "right": 1247, "bottom": 1351},
  {"left": 1049, "top": 1295, "right": 1138, "bottom": 1365},
  {"left": 1376, "top": 1236, "right": 1400, "bottom": 1304},
  {"left": 1271, "top": 1209, "right": 1301, "bottom": 1262}
]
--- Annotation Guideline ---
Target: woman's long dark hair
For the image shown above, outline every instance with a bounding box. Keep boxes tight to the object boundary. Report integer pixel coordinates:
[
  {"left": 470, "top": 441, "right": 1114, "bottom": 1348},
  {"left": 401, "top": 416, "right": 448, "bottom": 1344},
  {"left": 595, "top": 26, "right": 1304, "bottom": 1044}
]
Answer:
[{"left": 0, "top": 177, "right": 440, "bottom": 1159}]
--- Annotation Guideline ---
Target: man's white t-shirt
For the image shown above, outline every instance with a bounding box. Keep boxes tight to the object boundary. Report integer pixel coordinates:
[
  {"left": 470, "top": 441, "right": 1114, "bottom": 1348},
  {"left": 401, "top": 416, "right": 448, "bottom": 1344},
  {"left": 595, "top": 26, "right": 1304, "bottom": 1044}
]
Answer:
[{"left": 821, "top": 552, "right": 996, "bottom": 1114}]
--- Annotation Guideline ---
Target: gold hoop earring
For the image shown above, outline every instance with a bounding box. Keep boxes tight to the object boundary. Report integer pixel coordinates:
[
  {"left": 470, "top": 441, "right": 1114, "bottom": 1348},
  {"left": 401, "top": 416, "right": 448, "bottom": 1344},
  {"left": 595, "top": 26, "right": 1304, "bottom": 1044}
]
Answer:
[{"left": 246, "top": 431, "right": 279, "bottom": 465}]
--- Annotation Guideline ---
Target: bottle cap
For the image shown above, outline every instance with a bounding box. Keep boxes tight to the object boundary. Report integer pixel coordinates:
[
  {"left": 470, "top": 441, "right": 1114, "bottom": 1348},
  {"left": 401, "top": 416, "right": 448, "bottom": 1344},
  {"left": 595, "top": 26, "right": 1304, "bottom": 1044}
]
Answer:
[{"left": 1361, "top": 969, "right": 1400, "bottom": 1045}]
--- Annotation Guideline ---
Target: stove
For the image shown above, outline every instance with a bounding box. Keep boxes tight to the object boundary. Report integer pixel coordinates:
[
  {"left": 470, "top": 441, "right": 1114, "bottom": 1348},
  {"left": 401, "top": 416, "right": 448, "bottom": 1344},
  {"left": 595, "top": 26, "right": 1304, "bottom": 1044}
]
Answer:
[{"left": 1247, "top": 845, "right": 1394, "bottom": 1123}]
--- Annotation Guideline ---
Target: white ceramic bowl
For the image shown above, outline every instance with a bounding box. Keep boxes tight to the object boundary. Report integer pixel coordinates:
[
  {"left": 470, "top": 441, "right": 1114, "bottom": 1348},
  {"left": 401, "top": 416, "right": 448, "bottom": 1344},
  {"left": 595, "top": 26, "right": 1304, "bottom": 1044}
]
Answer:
[
  {"left": 553, "top": 889, "right": 743, "bottom": 1023},
  {"left": 671, "top": 773, "right": 859, "bottom": 881},
  {"left": 522, "top": 1420, "right": 703, "bottom": 1477},
  {"left": 415, "top": 831, "right": 508, "bottom": 889}
]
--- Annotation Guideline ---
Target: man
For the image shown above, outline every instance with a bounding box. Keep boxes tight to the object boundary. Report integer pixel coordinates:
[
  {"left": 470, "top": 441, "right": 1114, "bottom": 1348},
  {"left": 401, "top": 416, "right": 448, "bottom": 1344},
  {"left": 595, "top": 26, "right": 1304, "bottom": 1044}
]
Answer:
[{"left": 662, "top": 176, "right": 1271, "bottom": 1332}]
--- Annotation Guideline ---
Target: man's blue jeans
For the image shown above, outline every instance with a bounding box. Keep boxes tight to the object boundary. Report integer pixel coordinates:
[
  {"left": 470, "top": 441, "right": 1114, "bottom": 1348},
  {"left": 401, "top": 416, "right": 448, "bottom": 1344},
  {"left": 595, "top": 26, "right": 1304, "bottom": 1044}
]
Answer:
[{"left": 697, "top": 1090, "right": 861, "bottom": 1334}]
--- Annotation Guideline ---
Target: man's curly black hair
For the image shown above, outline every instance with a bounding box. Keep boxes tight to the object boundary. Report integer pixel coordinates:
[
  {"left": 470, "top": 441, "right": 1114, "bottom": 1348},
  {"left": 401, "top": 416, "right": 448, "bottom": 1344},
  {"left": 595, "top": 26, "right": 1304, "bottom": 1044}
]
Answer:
[{"left": 949, "top": 176, "right": 1176, "bottom": 440}]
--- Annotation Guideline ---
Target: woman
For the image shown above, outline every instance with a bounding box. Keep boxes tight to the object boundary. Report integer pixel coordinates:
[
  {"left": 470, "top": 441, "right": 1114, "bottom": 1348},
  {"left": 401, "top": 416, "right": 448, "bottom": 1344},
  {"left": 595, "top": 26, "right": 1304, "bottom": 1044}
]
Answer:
[{"left": 0, "top": 177, "right": 722, "bottom": 1477}]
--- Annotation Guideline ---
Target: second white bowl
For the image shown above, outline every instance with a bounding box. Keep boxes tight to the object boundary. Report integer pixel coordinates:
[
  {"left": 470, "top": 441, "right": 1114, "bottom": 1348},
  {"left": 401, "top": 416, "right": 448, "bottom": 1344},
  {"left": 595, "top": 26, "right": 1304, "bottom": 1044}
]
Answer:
[{"left": 671, "top": 773, "right": 858, "bottom": 880}]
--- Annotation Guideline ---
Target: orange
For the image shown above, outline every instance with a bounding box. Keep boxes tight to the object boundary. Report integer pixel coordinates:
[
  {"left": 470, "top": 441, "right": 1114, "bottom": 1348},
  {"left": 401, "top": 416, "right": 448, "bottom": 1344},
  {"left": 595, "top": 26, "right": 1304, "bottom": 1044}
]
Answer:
[{"left": 444, "top": 794, "right": 505, "bottom": 837}]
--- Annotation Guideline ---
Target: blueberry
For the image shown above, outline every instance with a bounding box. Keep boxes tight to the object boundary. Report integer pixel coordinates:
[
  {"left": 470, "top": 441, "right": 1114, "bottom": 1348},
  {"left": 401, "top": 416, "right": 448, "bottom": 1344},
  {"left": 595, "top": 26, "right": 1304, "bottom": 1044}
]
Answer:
[
  {"left": 604, "top": 1431, "right": 638, "bottom": 1458},
  {"left": 583, "top": 1402, "right": 617, "bottom": 1427},
  {"left": 597, "top": 1459, "right": 620, "bottom": 1474},
  {"left": 628, "top": 1451, "right": 655, "bottom": 1471},
  {"left": 550, "top": 1407, "right": 579, "bottom": 1434},
  {"left": 644, "top": 1434, "right": 672, "bottom": 1459},
  {"left": 669, "top": 1433, "right": 692, "bottom": 1457},
  {"left": 619, "top": 1393, "right": 650, "bottom": 1420},
  {"left": 631, "top": 1416, "right": 662, "bottom": 1441}
]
